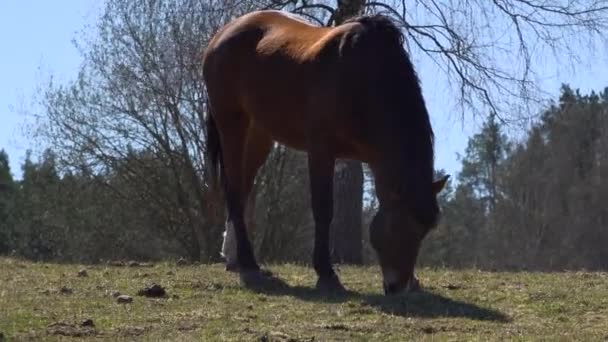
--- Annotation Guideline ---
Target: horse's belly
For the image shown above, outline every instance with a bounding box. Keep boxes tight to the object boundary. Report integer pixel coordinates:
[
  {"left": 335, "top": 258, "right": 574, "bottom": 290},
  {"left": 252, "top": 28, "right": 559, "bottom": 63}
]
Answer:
[
  {"left": 240, "top": 85, "right": 370, "bottom": 159},
  {"left": 247, "top": 104, "right": 309, "bottom": 151}
]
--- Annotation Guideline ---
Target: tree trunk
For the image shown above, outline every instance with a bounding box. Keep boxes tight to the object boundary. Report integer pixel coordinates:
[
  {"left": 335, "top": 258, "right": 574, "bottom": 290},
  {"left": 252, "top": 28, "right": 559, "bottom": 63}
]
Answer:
[
  {"left": 331, "top": 160, "right": 363, "bottom": 264},
  {"left": 327, "top": 0, "right": 366, "bottom": 265}
]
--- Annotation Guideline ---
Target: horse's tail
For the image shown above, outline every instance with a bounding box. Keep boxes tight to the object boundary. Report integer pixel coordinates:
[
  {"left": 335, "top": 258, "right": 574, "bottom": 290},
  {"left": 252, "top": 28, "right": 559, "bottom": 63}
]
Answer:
[{"left": 205, "top": 112, "right": 223, "bottom": 193}]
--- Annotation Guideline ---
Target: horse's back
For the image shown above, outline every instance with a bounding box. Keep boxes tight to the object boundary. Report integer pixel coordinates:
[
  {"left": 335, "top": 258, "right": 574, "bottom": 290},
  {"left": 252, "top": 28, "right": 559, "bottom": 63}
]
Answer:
[
  {"left": 203, "top": 11, "right": 338, "bottom": 147},
  {"left": 203, "top": 10, "right": 327, "bottom": 71},
  {"left": 202, "top": 10, "right": 374, "bottom": 159}
]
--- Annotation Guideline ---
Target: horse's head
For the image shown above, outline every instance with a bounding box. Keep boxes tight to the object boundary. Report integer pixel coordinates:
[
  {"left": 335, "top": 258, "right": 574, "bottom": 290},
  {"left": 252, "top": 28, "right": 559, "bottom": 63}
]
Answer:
[{"left": 369, "top": 175, "right": 449, "bottom": 295}]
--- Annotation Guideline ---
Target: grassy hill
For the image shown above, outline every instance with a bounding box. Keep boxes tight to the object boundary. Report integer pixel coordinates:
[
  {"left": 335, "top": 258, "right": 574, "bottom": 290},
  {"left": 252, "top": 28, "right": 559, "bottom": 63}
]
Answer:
[{"left": 1, "top": 257, "right": 606, "bottom": 341}]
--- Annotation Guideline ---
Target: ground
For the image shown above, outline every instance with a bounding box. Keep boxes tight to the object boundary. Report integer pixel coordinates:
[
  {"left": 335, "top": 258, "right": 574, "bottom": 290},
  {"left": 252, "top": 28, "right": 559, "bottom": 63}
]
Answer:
[{"left": 1, "top": 257, "right": 607, "bottom": 341}]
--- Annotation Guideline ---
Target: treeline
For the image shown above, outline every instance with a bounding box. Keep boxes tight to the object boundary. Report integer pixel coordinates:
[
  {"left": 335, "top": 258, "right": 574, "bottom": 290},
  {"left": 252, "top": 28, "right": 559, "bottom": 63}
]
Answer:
[
  {"left": 417, "top": 85, "right": 608, "bottom": 271},
  {"left": 0, "top": 147, "right": 313, "bottom": 263}
]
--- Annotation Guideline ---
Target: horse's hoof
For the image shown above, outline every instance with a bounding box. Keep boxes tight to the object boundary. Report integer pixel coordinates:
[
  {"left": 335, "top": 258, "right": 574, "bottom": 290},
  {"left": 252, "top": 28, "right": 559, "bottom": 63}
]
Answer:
[
  {"left": 316, "top": 274, "right": 346, "bottom": 295},
  {"left": 406, "top": 276, "right": 422, "bottom": 292},
  {"left": 260, "top": 269, "right": 274, "bottom": 277}
]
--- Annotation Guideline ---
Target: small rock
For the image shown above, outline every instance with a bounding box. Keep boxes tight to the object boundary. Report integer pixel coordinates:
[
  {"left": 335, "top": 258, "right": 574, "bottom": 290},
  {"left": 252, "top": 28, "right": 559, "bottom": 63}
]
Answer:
[
  {"left": 59, "top": 286, "right": 73, "bottom": 295},
  {"left": 78, "top": 269, "right": 88, "bottom": 277},
  {"left": 177, "top": 320, "right": 198, "bottom": 331},
  {"left": 81, "top": 319, "right": 94, "bottom": 327},
  {"left": 116, "top": 295, "right": 133, "bottom": 304},
  {"left": 137, "top": 283, "right": 166, "bottom": 298}
]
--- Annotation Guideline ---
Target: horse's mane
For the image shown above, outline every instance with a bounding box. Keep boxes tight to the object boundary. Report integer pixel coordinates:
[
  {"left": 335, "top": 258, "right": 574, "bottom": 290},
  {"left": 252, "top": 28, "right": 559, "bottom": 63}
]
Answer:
[
  {"left": 343, "top": 14, "right": 405, "bottom": 46},
  {"left": 341, "top": 14, "right": 439, "bottom": 227}
]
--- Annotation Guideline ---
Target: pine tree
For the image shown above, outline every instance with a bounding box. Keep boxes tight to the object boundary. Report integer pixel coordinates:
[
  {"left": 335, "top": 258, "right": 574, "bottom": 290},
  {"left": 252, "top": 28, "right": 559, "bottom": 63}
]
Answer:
[{"left": 0, "top": 149, "right": 15, "bottom": 253}]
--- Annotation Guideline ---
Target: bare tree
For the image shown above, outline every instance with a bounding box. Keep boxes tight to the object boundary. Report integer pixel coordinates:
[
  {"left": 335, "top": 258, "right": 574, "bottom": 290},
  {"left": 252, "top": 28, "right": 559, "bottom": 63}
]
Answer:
[{"left": 37, "top": 0, "right": 257, "bottom": 261}]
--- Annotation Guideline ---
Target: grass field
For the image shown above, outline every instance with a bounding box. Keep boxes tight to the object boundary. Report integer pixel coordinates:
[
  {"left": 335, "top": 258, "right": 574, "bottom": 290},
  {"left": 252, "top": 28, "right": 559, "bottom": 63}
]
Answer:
[{"left": 1, "top": 257, "right": 607, "bottom": 341}]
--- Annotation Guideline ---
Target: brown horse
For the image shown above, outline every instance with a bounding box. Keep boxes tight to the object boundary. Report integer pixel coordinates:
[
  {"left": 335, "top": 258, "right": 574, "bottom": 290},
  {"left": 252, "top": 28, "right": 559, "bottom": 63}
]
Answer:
[{"left": 202, "top": 10, "right": 449, "bottom": 295}]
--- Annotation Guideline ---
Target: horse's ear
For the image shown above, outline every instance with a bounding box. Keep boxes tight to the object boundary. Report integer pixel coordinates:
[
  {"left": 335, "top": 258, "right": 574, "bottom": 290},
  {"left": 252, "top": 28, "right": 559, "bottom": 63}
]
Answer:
[{"left": 432, "top": 175, "right": 450, "bottom": 194}]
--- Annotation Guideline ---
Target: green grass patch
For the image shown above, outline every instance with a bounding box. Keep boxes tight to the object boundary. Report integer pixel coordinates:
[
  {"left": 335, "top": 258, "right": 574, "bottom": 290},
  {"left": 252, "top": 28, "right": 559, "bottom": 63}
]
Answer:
[{"left": 0, "top": 257, "right": 607, "bottom": 341}]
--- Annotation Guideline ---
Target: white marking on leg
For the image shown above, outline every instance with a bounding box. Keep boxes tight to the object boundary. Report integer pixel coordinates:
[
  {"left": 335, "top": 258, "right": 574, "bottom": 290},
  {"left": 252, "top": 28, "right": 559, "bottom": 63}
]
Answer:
[{"left": 221, "top": 220, "right": 238, "bottom": 266}]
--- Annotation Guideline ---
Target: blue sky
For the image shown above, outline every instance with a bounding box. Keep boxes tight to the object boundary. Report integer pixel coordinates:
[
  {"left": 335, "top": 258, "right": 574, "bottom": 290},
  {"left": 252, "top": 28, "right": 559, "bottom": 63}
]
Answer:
[
  {"left": 1, "top": 1, "right": 607, "bottom": 181},
  {"left": 0, "top": 1, "right": 101, "bottom": 178}
]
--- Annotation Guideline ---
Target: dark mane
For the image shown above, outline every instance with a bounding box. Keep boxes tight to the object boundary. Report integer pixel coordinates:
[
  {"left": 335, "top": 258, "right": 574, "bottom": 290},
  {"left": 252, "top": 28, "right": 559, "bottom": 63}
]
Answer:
[
  {"left": 343, "top": 14, "right": 439, "bottom": 227},
  {"left": 343, "top": 14, "right": 405, "bottom": 46}
]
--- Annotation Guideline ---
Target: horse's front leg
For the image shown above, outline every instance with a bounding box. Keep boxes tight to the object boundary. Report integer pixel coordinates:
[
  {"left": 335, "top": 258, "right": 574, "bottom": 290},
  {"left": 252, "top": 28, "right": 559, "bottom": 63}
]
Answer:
[{"left": 307, "top": 149, "right": 345, "bottom": 293}]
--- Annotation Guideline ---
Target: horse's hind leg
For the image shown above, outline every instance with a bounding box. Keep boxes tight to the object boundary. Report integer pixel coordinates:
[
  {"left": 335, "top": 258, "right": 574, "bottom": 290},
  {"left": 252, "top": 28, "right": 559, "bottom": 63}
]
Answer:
[
  {"left": 219, "top": 119, "right": 272, "bottom": 281},
  {"left": 222, "top": 190, "right": 256, "bottom": 272}
]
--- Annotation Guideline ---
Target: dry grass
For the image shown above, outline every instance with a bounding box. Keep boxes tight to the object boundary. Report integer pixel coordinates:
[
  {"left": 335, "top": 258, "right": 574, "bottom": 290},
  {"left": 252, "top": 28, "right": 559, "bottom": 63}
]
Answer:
[{"left": 1, "top": 257, "right": 607, "bottom": 341}]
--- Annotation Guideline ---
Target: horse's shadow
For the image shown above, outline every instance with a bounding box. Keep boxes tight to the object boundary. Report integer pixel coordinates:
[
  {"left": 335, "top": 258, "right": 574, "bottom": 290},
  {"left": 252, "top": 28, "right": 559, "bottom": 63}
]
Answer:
[{"left": 240, "top": 273, "right": 510, "bottom": 322}]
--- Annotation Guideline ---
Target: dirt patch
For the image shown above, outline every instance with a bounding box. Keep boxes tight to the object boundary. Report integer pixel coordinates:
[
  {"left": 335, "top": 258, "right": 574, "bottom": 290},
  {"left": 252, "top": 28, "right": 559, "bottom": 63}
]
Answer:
[
  {"left": 59, "top": 286, "right": 73, "bottom": 295},
  {"left": 47, "top": 322, "right": 95, "bottom": 337},
  {"left": 137, "top": 283, "right": 167, "bottom": 298},
  {"left": 106, "top": 260, "right": 154, "bottom": 267},
  {"left": 176, "top": 320, "right": 200, "bottom": 331},
  {"left": 117, "top": 325, "right": 150, "bottom": 337}
]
